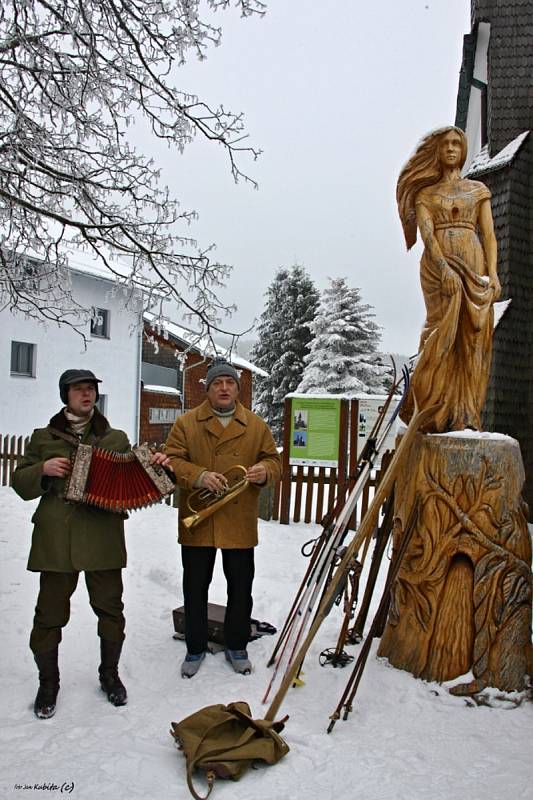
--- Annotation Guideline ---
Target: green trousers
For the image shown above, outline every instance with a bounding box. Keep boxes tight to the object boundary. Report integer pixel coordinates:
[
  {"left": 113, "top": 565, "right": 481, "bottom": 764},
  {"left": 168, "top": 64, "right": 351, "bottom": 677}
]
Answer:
[{"left": 30, "top": 570, "right": 125, "bottom": 654}]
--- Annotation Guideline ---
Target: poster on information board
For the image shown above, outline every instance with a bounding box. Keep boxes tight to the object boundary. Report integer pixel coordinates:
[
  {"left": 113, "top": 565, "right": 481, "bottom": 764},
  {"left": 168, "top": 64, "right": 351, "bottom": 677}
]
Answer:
[
  {"left": 288, "top": 396, "right": 343, "bottom": 467},
  {"left": 355, "top": 394, "right": 398, "bottom": 460}
]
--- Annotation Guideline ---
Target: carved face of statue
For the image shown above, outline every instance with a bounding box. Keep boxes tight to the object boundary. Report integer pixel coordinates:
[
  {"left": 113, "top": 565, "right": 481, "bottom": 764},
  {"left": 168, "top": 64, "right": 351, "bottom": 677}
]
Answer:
[{"left": 439, "top": 130, "right": 464, "bottom": 169}]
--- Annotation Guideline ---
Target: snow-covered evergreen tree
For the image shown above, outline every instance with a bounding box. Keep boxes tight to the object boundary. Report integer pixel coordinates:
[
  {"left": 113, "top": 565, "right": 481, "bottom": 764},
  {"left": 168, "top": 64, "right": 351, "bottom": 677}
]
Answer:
[
  {"left": 251, "top": 265, "right": 319, "bottom": 443},
  {"left": 297, "top": 277, "right": 387, "bottom": 395}
]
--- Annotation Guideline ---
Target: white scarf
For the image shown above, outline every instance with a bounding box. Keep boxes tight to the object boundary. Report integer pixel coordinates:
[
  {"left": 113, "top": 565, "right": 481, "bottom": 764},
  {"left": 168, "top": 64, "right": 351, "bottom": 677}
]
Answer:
[{"left": 64, "top": 407, "right": 94, "bottom": 437}]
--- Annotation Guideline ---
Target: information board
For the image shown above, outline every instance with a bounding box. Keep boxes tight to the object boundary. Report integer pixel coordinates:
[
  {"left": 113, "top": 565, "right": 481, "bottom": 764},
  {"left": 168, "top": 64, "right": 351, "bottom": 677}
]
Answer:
[
  {"left": 289, "top": 397, "right": 342, "bottom": 467},
  {"left": 355, "top": 395, "right": 398, "bottom": 460}
]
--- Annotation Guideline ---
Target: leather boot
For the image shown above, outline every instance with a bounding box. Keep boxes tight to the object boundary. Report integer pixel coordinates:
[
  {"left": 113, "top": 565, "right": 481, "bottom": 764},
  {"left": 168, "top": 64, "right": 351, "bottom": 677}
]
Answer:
[
  {"left": 34, "top": 648, "right": 60, "bottom": 719},
  {"left": 99, "top": 639, "right": 127, "bottom": 706}
]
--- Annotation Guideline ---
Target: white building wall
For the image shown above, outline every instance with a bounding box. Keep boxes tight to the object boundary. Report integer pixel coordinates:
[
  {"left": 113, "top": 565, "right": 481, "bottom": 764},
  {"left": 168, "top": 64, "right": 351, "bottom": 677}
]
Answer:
[{"left": 1, "top": 272, "right": 142, "bottom": 441}]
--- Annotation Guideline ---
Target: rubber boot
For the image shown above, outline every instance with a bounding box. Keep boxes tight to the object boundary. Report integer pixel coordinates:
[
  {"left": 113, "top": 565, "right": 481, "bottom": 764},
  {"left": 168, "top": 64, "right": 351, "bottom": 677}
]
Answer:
[
  {"left": 34, "top": 647, "right": 60, "bottom": 719},
  {"left": 99, "top": 639, "right": 127, "bottom": 706}
]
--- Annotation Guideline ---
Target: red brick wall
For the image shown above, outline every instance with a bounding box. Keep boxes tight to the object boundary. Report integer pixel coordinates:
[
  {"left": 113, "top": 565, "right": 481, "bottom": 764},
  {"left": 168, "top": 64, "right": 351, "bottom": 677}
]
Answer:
[
  {"left": 184, "top": 353, "right": 252, "bottom": 410},
  {"left": 143, "top": 323, "right": 253, "bottom": 413},
  {"left": 239, "top": 370, "right": 253, "bottom": 409},
  {"left": 184, "top": 352, "right": 210, "bottom": 410},
  {"left": 139, "top": 389, "right": 182, "bottom": 447}
]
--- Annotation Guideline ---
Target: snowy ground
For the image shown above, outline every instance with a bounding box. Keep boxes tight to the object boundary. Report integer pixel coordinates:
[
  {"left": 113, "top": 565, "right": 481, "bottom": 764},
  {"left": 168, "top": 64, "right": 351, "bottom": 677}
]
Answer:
[{"left": 1, "top": 486, "right": 532, "bottom": 800}]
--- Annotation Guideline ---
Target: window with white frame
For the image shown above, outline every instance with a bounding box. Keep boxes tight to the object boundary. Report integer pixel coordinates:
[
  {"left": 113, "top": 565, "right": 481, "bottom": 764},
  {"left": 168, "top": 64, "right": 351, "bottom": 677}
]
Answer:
[
  {"left": 91, "top": 307, "right": 110, "bottom": 338},
  {"left": 96, "top": 394, "right": 107, "bottom": 415},
  {"left": 11, "top": 341, "right": 36, "bottom": 377}
]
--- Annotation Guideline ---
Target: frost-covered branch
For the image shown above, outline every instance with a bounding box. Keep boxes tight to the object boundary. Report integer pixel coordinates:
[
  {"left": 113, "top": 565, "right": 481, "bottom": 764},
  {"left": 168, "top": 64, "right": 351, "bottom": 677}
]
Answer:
[{"left": 0, "top": 0, "right": 265, "bottom": 343}]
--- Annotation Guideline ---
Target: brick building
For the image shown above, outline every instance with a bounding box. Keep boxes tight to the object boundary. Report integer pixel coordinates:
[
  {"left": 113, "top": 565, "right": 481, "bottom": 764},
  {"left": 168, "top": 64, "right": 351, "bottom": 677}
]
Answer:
[
  {"left": 455, "top": 0, "right": 533, "bottom": 511},
  {"left": 140, "top": 316, "right": 264, "bottom": 446}
]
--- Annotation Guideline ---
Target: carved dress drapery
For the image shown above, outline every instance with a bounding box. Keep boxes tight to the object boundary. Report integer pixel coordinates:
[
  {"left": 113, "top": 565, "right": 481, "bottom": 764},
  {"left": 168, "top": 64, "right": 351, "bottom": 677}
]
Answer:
[{"left": 401, "top": 180, "right": 494, "bottom": 433}]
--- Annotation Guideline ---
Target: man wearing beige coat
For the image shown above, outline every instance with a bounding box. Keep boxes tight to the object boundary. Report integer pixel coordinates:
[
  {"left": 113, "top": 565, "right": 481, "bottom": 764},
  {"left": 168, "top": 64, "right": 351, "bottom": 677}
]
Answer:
[{"left": 157, "top": 358, "right": 281, "bottom": 678}]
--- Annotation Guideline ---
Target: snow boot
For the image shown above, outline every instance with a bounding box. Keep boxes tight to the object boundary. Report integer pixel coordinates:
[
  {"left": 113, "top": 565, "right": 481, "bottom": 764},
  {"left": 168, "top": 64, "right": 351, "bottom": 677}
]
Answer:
[
  {"left": 181, "top": 651, "right": 206, "bottom": 679},
  {"left": 99, "top": 639, "right": 127, "bottom": 706},
  {"left": 34, "top": 647, "right": 60, "bottom": 719},
  {"left": 225, "top": 649, "right": 252, "bottom": 675}
]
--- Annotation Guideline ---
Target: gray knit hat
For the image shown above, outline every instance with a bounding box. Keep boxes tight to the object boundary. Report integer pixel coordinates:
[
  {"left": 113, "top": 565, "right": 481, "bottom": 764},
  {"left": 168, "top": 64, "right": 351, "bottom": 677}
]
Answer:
[{"left": 205, "top": 357, "right": 240, "bottom": 390}]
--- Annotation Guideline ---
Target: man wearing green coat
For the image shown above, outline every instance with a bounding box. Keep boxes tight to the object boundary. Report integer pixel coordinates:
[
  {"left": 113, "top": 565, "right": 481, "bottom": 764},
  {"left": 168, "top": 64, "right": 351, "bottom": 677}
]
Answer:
[{"left": 12, "top": 369, "right": 130, "bottom": 719}]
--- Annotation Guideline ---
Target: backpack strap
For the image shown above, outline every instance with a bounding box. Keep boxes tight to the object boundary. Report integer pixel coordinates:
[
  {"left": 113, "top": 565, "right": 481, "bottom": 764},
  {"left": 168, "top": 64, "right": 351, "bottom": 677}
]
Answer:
[
  {"left": 47, "top": 425, "right": 107, "bottom": 448},
  {"left": 47, "top": 427, "right": 81, "bottom": 447},
  {"left": 184, "top": 721, "right": 219, "bottom": 800}
]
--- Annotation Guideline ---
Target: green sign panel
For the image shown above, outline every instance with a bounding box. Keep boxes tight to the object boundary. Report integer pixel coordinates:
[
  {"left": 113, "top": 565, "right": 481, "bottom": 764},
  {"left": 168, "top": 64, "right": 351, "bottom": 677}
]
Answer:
[{"left": 289, "top": 397, "right": 342, "bottom": 467}]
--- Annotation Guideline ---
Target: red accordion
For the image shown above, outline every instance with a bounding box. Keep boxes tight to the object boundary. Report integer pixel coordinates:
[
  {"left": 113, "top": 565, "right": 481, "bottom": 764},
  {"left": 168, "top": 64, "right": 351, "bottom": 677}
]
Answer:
[{"left": 64, "top": 443, "right": 175, "bottom": 513}]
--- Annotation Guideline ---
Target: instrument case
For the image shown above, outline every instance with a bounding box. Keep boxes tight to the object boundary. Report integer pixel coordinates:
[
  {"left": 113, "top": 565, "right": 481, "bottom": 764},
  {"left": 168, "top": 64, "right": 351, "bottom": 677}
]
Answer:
[{"left": 172, "top": 603, "right": 276, "bottom": 645}]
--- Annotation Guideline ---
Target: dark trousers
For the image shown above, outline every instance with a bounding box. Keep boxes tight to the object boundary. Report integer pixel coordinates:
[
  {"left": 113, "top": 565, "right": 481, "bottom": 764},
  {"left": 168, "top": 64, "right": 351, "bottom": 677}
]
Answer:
[
  {"left": 181, "top": 546, "right": 255, "bottom": 654},
  {"left": 30, "top": 570, "right": 125, "bottom": 654}
]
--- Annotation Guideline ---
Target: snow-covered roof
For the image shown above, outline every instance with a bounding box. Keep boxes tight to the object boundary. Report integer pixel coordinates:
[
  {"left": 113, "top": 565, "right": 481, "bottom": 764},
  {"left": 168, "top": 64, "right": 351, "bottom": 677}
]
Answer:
[
  {"left": 494, "top": 299, "right": 511, "bottom": 329},
  {"left": 10, "top": 244, "right": 134, "bottom": 285},
  {"left": 143, "top": 312, "right": 267, "bottom": 377},
  {"left": 286, "top": 392, "right": 350, "bottom": 400},
  {"left": 142, "top": 385, "right": 181, "bottom": 396},
  {"left": 230, "top": 352, "right": 268, "bottom": 378},
  {"left": 65, "top": 248, "right": 133, "bottom": 283},
  {"left": 353, "top": 393, "right": 392, "bottom": 401},
  {"left": 466, "top": 131, "right": 529, "bottom": 177}
]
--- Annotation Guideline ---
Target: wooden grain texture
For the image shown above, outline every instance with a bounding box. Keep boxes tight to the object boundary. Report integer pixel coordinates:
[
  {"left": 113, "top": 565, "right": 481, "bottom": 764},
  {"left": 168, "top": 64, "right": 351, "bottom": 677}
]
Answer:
[
  {"left": 397, "top": 128, "right": 499, "bottom": 435},
  {"left": 378, "top": 432, "right": 532, "bottom": 693}
]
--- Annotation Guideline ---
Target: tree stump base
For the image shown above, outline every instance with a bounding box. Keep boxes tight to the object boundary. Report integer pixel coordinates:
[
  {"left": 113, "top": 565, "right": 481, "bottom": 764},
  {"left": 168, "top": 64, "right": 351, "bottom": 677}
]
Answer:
[{"left": 378, "top": 431, "right": 532, "bottom": 694}]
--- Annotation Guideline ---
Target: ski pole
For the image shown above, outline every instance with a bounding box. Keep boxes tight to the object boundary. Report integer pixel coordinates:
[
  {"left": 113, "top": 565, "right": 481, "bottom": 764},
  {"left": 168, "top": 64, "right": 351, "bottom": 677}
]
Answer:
[{"left": 264, "top": 400, "right": 438, "bottom": 723}]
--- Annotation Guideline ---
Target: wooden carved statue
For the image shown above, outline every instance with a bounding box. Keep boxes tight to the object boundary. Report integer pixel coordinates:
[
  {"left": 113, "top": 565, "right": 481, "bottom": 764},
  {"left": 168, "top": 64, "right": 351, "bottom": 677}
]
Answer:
[
  {"left": 397, "top": 126, "right": 501, "bottom": 433},
  {"left": 377, "top": 127, "right": 532, "bottom": 695},
  {"left": 378, "top": 434, "right": 532, "bottom": 694}
]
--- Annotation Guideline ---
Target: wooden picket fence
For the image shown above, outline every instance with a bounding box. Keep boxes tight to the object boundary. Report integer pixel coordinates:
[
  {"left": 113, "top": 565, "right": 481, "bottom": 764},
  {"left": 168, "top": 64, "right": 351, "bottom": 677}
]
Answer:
[
  {"left": 1, "top": 432, "right": 392, "bottom": 526},
  {"left": 271, "top": 450, "right": 393, "bottom": 528},
  {"left": 0, "top": 434, "right": 29, "bottom": 487}
]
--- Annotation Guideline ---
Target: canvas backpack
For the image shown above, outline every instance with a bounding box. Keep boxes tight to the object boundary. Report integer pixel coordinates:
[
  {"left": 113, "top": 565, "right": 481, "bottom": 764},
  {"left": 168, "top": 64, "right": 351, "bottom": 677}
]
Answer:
[{"left": 170, "top": 700, "right": 289, "bottom": 800}]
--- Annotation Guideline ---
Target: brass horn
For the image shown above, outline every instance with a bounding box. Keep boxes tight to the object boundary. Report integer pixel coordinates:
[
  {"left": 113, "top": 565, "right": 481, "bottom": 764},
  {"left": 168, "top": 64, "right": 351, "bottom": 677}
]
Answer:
[{"left": 182, "top": 465, "right": 249, "bottom": 530}]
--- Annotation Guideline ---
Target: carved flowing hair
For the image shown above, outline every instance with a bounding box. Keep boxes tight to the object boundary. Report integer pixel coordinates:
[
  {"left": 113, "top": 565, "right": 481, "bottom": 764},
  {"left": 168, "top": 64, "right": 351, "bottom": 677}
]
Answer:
[{"left": 397, "top": 126, "right": 468, "bottom": 250}]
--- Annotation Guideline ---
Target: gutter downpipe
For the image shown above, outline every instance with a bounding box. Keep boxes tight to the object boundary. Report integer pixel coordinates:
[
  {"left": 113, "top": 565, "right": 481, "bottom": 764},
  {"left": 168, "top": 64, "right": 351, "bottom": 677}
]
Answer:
[{"left": 134, "top": 311, "right": 143, "bottom": 445}]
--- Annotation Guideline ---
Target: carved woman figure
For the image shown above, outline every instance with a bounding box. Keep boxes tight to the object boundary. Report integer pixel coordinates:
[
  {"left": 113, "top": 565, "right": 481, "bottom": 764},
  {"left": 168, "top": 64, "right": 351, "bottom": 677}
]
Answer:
[{"left": 397, "top": 126, "right": 501, "bottom": 432}]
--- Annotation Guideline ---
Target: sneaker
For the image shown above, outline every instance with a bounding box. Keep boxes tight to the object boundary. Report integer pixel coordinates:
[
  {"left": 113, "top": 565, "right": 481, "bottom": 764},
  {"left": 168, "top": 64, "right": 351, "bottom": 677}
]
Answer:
[
  {"left": 225, "top": 649, "right": 252, "bottom": 675},
  {"left": 181, "top": 652, "right": 206, "bottom": 679}
]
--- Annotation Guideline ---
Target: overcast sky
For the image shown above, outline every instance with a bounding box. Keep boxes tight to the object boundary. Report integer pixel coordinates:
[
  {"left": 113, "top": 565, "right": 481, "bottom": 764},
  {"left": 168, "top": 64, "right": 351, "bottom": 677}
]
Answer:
[{"left": 142, "top": 0, "right": 472, "bottom": 356}]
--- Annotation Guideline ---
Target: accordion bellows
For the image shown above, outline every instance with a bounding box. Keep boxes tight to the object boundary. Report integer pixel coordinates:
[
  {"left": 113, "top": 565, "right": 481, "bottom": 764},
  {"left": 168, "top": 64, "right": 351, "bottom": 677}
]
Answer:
[{"left": 64, "top": 444, "right": 175, "bottom": 513}]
